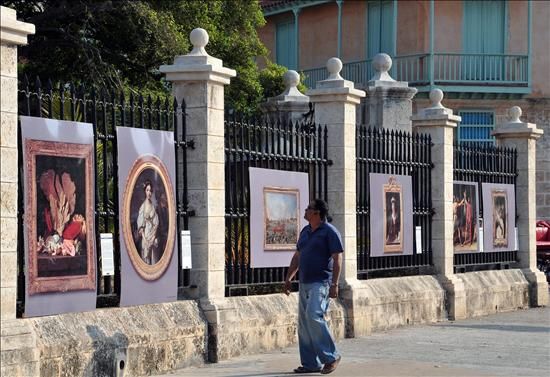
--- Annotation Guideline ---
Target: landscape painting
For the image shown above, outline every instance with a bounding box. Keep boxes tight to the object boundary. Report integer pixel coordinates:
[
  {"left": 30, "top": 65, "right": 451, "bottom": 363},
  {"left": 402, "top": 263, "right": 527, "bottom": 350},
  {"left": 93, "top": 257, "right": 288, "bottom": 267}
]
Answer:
[{"left": 263, "top": 187, "right": 300, "bottom": 251}]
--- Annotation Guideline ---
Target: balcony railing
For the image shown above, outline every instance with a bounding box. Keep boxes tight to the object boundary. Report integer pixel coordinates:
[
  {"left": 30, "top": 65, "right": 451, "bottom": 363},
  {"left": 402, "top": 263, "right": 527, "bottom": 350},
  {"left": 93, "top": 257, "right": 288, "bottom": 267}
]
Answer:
[{"left": 302, "top": 53, "right": 529, "bottom": 92}]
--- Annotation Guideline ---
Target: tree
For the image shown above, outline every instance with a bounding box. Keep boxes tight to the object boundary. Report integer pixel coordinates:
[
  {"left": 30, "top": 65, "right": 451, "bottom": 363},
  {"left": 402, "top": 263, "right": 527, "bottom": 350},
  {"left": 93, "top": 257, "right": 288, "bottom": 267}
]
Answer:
[
  {"left": 4, "top": 0, "right": 185, "bottom": 94},
  {"left": 4, "top": 0, "right": 270, "bottom": 112},
  {"left": 150, "top": 0, "right": 267, "bottom": 113}
]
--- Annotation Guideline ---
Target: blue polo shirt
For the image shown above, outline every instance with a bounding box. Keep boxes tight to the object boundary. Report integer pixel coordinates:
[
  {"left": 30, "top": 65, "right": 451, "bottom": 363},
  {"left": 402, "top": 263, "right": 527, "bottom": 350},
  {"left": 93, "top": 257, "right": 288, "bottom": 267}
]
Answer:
[{"left": 296, "top": 222, "right": 344, "bottom": 284}]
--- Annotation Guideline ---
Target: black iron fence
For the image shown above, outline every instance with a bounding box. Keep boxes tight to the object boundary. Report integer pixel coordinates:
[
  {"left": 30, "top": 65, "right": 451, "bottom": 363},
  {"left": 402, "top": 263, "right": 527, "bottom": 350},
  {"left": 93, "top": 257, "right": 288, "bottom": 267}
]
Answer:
[
  {"left": 453, "top": 143, "right": 518, "bottom": 271},
  {"left": 356, "top": 126, "right": 434, "bottom": 279},
  {"left": 17, "top": 76, "right": 192, "bottom": 315},
  {"left": 224, "top": 114, "right": 330, "bottom": 296}
]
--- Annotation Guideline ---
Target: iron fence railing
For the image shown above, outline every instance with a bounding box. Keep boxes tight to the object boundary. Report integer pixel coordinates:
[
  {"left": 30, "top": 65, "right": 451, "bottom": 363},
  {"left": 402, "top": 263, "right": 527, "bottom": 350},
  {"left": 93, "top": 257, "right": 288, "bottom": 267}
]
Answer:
[
  {"left": 224, "top": 114, "right": 330, "bottom": 296},
  {"left": 356, "top": 126, "right": 433, "bottom": 279},
  {"left": 453, "top": 143, "right": 518, "bottom": 271},
  {"left": 17, "top": 76, "right": 192, "bottom": 315}
]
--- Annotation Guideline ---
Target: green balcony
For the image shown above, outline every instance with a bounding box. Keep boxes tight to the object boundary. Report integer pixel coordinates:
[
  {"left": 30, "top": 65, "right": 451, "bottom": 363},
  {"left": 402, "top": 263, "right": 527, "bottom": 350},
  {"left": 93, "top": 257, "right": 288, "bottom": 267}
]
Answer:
[{"left": 302, "top": 53, "right": 530, "bottom": 99}]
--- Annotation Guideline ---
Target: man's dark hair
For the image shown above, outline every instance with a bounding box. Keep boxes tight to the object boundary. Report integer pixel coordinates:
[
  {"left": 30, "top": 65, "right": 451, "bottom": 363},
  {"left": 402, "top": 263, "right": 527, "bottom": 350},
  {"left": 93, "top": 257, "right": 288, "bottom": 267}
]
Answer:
[{"left": 312, "top": 199, "right": 331, "bottom": 222}]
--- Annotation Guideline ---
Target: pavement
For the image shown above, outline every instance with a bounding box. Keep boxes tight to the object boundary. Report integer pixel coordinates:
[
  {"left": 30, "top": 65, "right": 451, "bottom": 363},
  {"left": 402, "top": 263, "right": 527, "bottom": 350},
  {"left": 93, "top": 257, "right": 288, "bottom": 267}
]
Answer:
[{"left": 160, "top": 307, "right": 550, "bottom": 377}]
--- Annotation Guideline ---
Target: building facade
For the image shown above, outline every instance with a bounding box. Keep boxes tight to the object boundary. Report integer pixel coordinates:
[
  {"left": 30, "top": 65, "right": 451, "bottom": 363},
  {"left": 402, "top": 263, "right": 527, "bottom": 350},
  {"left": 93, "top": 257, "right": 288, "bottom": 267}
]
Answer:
[{"left": 258, "top": 0, "right": 550, "bottom": 219}]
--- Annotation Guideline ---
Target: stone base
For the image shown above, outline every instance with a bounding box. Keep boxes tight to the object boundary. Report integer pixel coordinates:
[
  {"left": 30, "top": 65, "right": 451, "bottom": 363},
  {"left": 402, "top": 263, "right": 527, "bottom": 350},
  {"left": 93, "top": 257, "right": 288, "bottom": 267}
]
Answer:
[
  {"left": 455, "top": 270, "right": 531, "bottom": 318},
  {"left": 201, "top": 293, "right": 346, "bottom": 363},
  {"left": 1, "top": 320, "right": 39, "bottom": 377},
  {"left": 521, "top": 268, "right": 549, "bottom": 307},
  {"left": 1, "top": 301, "right": 207, "bottom": 377},
  {"left": 341, "top": 275, "right": 446, "bottom": 338}
]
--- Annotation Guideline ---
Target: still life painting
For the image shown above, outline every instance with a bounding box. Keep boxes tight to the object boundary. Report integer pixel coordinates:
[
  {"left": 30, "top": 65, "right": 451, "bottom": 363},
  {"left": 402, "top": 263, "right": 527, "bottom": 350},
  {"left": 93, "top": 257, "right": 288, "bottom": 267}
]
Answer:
[{"left": 25, "top": 139, "right": 96, "bottom": 295}]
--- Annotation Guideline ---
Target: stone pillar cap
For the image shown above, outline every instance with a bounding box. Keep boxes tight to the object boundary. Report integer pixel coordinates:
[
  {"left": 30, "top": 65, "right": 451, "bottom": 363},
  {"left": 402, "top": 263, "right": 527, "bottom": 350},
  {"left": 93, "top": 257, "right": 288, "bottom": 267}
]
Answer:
[
  {"left": 411, "top": 88, "right": 461, "bottom": 125},
  {"left": 368, "top": 53, "right": 408, "bottom": 88},
  {"left": 1, "top": 6, "right": 35, "bottom": 46},
  {"left": 159, "top": 28, "right": 236, "bottom": 84},
  {"left": 492, "top": 106, "right": 543, "bottom": 139},
  {"left": 314, "top": 57, "right": 360, "bottom": 91},
  {"left": 266, "top": 70, "right": 309, "bottom": 104}
]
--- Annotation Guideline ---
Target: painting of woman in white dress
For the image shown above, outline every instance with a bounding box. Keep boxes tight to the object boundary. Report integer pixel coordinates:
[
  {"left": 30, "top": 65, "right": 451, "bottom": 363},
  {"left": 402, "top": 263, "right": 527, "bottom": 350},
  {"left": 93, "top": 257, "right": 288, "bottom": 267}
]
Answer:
[
  {"left": 136, "top": 180, "right": 160, "bottom": 264},
  {"left": 122, "top": 153, "right": 175, "bottom": 281},
  {"left": 130, "top": 172, "right": 168, "bottom": 266}
]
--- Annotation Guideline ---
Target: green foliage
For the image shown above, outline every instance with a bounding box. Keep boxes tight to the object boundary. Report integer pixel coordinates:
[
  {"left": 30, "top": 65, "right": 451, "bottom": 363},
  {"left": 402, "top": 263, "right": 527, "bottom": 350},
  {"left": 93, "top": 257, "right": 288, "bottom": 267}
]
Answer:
[
  {"left": 259, "top": 62, "right": 308, "bottom": 100},
  {"left": 150, "top": 0, "right": 268, "bottom": 113},
  {"left": 6, "top": 0, "right": 275, "bottom": 113},
  {"left": 6, "top": 0, "right": 185, "bottom": 94}
]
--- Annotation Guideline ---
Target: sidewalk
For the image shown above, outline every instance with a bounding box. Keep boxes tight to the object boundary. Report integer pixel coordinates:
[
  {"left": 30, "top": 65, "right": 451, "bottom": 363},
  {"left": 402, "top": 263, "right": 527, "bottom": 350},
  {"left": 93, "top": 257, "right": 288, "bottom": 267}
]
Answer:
[{"left": 160, "top": 307, "right": 550, "bottom": 377}]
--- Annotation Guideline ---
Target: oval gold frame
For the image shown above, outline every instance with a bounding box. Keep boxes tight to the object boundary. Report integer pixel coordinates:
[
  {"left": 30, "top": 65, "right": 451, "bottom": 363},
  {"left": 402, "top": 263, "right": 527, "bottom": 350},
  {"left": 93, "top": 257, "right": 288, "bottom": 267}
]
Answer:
[{"left": 122, "top": 154, "right": 176, "bottom": 281}]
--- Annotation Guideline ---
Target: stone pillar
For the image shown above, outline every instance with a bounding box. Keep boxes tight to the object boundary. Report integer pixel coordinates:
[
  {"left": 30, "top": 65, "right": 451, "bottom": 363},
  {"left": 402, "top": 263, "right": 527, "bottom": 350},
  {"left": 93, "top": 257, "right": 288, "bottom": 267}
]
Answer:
[
  {"left": 160, "top": 29, "right": 236, "bottom": 300},
  {"left": 365, "top": 53, "right": 417, "bottom": 133},
  {"left": 307, "top": 58, "right": 365, "bottom": 287},
  {"left": 492, "top": 106, "right": 549, "bottom": 307},
  {"left": 411, "top": 89, "right": 467, "bottom": 320},
  {"left": 1, "top": 6, "right": 34, "bottom": 321},
  {"left": 1, "top": 8, "right": 38, "bottom": 377},
  {"left": 260, "top": 70, "right": 310, "bottom": 125}
]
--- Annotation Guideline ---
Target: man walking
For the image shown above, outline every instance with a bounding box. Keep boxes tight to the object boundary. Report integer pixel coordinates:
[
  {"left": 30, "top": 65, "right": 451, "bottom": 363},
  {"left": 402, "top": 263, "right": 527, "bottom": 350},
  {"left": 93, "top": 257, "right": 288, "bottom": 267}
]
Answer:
[{"left": 284, "top": 199, "right": 343, "bottom": 375}]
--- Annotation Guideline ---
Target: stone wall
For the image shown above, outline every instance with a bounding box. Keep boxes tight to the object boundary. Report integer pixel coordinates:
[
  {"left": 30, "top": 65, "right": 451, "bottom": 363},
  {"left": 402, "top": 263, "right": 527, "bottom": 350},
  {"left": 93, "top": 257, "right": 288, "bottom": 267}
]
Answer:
[
  {"left": 343, "top": 276, "right": 447, "bottom": 338},
  {"left": 4, "top": 301, "right": 208, "bottom": 377},
  {"left": 455, "top": 270, "right": 530, "bottom": 318},
  {"left": 210, "top": 293, "right": 346, "bottom": 362}
]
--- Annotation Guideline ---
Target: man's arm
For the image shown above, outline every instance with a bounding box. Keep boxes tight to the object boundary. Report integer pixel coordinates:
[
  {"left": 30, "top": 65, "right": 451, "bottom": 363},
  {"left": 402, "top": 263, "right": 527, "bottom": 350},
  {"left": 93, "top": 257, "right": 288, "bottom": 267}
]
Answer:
[
  {"left": 284, "top": 251, "right": 300, "bottom": 295},
  {"left": 329, "top": 252, "right": 342, "bottom": 298}
]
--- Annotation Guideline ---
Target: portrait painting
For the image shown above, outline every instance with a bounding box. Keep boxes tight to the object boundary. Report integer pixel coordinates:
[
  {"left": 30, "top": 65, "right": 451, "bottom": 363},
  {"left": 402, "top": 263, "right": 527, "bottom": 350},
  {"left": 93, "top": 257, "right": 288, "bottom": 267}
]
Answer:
[
  {"left": 369, "top": 173, "right": 413, "bottom": 257},
  {"left": 382, "top": 177, "right": 403, "bottom": 253},
  {"left": 492, "top": 190, "right": 508, "bottom": 248},
  {"left": 481, "top": 183, "right": 515, "bottom": 252},
  {"left": 263, "top": 187, "right": 300, "bottom": 251},
  {"left": 453, "top": 182, "right": 479, "bottom": 253},
  {"left": 24, "top": 139, "right": 96, "bottom": 296},
  {"left": 121, "top": 154, "right": 176, "bottom": 281}
]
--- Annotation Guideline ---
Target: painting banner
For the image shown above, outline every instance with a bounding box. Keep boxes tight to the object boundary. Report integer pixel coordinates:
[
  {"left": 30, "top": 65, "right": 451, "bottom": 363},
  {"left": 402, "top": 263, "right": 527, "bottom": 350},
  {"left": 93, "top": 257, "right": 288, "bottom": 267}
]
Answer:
[
  {"left": 453, "top": 181, "right": 480, "bottom": 253},
  {"left": 481, "top": 183, "right": 516, "bottom": 252},
  {"left": 249, "top": 168, "right": 309, "bottom": 268},
  {"left": 21, "top": 116, "right": 97, "bottom": 317},
  {"left": 117, "top": 127, "right": 177, "bottom": 306},
  {"left": 369, "top": 173, "right": 414, "bottom": 257}
]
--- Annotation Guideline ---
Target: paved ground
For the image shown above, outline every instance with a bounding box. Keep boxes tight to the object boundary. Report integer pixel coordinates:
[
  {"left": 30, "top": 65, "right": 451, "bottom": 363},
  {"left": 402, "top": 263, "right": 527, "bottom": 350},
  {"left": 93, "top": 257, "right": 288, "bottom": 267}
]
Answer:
[{"left": 160, "top": 307, "right": 550, "bottom": 377}]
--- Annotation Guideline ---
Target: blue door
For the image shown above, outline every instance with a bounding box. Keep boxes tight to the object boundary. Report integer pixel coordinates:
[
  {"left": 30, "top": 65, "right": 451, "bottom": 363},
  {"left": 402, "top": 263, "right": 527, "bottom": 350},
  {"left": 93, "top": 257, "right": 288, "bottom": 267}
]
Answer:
[
  {"left": 276, "top": 20, "right": 296, "bottom": 70},
  {"left": 367, "top": 1, "right": 394, "bottom": 58},
  {"left": 463, "top": 1, "right": 505, "bottom": 81}
]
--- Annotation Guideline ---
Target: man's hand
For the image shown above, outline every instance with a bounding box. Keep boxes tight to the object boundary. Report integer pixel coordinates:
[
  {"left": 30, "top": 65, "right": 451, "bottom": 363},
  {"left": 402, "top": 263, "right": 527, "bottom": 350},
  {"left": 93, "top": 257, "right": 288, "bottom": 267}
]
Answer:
[
  {"left": 329, "top": 284, "right": 338, "bottom": 298},
  {"left": 284, "top": 280, "right": 292, "bottom": 295}
]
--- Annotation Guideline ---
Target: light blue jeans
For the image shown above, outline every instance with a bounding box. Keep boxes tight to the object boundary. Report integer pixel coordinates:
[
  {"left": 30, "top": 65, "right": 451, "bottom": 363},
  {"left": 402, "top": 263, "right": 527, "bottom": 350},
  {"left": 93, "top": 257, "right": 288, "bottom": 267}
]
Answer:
[{"left": 298, "top": 281, "right": 340, "bottom": 370}]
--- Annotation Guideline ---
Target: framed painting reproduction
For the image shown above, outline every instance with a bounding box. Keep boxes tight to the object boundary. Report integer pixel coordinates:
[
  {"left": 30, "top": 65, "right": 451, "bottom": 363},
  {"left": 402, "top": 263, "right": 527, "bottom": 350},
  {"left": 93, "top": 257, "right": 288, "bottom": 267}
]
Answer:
[
  {"left": 481, "top": 183, "right": 516, "bottom": 252},
  {"left": 453, "top": 181, "right": 480, "bottom": 253},
  {"left": 21, "top": 116, "right": 97, "bottom": 317},
  {"left": 263, "top": 187, "right": 300, "bottom": 251},
  {"left": 249, "top": 168, "right": 309, "bottom": 268},
  {"left": 121, "top": 154, "right": 176, "bottom": 281},
  {"left": 369, "top": 173, "right": 413, "bottom": 257},
  {"left": 117, "top": 127, "right": 178, "bottom": 306}
]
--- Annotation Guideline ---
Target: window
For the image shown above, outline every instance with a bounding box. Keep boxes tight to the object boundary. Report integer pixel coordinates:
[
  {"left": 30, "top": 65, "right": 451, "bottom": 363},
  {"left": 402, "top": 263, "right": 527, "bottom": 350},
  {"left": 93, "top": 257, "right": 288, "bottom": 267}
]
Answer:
[
  {"left": 367, "top": 0, "right": 395, "bottom": 58},
  {"left": 457, "top": 111, "right": 495, "bottom": 145},
  {"left": 463, "top": 1, "right": 506, "bottom": 81},
  {"left": 276, "top": 20, "right": 296, "bottom": 69}
]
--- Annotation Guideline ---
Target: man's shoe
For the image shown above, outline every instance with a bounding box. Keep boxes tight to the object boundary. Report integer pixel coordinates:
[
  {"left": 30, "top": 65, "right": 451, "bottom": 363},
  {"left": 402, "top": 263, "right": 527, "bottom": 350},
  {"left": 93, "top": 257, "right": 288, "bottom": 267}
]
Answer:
[
  {"left": 320, "top": 356, "right": 341, "bottom": 375},
  {"left": 293, "top": 366, "right": 321, "bottom": 373}
]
